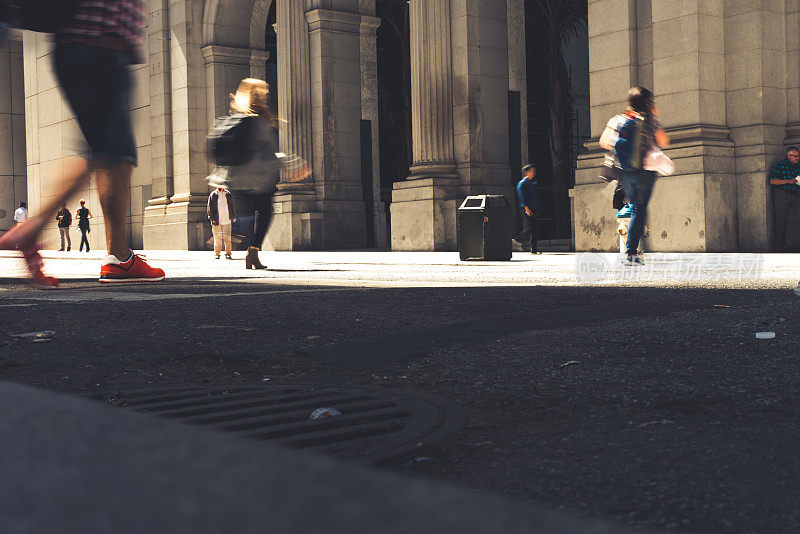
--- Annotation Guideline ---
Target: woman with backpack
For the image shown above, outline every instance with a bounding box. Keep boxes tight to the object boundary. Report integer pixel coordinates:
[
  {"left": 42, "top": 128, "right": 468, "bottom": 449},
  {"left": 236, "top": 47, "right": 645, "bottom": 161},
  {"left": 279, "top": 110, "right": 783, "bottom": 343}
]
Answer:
[
  {"left": 599, "top": 86, "right": 669, "bottom": 266},
  {"left": 207, "top": 78, "right": 309, "bottom": 270}
]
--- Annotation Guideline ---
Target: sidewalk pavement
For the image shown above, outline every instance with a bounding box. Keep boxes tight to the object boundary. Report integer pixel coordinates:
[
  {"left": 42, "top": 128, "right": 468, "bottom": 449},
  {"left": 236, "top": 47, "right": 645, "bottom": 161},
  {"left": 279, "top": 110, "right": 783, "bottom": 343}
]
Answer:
[{"left": 2, "top": 250, "right": 800, "bottom": 288}]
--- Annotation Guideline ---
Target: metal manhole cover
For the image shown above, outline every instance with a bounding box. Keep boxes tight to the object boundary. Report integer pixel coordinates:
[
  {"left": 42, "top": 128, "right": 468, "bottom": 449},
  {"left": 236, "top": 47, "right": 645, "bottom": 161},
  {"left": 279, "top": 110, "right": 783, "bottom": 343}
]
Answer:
[{"left": 89, "top": 385, "right": 464, "bottom": 464}]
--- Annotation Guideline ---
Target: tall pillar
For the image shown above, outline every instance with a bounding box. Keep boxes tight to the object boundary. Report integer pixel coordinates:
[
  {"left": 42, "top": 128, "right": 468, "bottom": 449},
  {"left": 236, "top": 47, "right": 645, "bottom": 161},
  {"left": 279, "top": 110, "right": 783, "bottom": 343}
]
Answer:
[
  {"left": 647, "top": 0, "right": 735, "bottom": 252},
  {"left": 143, "top": 0, "right": 174, "bottom": 248},
  {"left": 390, "top": 0, "right": 460, "bottom": 251},
  {"left": 277, "top": 0, "right": 314, "bottom": 185},
  {"left": 450, "top": 0, "right": 511, "bottom": 195},
  {"left": 409, "top": 0, "right": 456, "bottom": 179},
  {"left": 574, "top": 0, "right": 667, "bottom": 251},
  {"left": 0, "top": 31, "right": 26, "bottom": 234},
  {"left": 303, "top": 2, "right": 372, "bottom": 249},
  {"left": 144, "top": 0, "right": 208, "bottom": 250},
  {"left": 266, "top": 0, "right": 321, "bottom": 250},
  {"left": 723, "top": 1, "right": 788, "bottom": 251},
  {"left": 507, "top": 0, "right": 529, "bottom": 176}
]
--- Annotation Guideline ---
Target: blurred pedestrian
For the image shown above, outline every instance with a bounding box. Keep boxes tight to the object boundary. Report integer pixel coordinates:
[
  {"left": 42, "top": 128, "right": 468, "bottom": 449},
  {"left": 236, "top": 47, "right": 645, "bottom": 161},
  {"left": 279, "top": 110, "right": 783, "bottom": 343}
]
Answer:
[
  {"left": 76, "top": 199, "right": 92, "bottom": 252},
  {"left": 769, "top": 146, "right": 800, "bottom": 252},
  {"left": 207, "top": 78, "right": 309, "bottom": 270},
  {"left": 0, "top": 0, "right": 164, "bottom": 286},
  {"left": 599, "top": 86, "right": 669, "bottom": 266},
  {"left": 56, "top": 203, "right": 72, "bottom": 251},
  {"left": 514, "top": 164, "right": 540, "bottom": 254},
  {"left": 13, "top": 202, "right": 27, "bottom": 224},
  {"left": 207, "top": 187, "right": 237, "bottom": 259}
]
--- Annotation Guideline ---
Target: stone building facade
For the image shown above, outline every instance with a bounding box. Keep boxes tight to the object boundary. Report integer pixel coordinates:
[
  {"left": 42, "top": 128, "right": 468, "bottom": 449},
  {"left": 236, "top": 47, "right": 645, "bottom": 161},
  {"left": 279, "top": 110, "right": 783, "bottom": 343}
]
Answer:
[
  {"left": 7, "top": 0, "right": 789, "bottom": 254},
  {"left": 574, "top": 0, "right": 800, "bottom": 252},
  {"left": 0, "top": 0, "right": 529, "bottom": 252}
]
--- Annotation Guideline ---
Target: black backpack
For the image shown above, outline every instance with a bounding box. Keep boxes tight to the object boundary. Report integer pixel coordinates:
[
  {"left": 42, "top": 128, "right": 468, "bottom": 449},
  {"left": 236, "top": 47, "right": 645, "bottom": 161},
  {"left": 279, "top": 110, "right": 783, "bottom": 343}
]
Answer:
[
  {"left": 1, "top": 0, "right": 82, "bottom": 33},
  {"left": 207, "top": 114, "right": 258, "bottom": 167}
]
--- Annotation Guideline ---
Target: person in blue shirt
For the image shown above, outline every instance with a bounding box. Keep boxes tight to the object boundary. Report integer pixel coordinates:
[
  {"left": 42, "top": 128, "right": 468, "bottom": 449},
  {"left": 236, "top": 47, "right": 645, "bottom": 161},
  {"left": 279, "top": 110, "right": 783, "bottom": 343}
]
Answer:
[{"left": 514, "top": 164, "right": 540, "bottom": 254}]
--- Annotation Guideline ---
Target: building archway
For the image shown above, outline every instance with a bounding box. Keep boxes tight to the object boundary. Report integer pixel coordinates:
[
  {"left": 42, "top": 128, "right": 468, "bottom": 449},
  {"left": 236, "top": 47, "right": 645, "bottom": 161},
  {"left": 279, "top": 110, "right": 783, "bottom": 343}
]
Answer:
[{"left": 201, "top": 0, "right": 272, "bottom": 124}]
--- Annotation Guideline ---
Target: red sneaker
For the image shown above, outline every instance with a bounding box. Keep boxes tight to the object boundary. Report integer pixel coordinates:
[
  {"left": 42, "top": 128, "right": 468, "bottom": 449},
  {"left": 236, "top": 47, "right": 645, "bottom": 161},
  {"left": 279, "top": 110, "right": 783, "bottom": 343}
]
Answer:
[
  {"left": 99, "top": 252, "right": 165, "bottom": 283},
  {"left": 21, "top": 247, "right": 59, "bottom": 289},
  {"left": 0, "top": 225, "right": 59, "bottom": 289}
]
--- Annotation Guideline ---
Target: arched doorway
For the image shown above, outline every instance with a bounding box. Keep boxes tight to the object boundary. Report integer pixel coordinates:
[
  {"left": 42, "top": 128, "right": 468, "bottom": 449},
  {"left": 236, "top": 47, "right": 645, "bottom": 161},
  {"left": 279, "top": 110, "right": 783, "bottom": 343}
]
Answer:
[{"left": 202, "top": 0, "right": 271, "bottom": 122}]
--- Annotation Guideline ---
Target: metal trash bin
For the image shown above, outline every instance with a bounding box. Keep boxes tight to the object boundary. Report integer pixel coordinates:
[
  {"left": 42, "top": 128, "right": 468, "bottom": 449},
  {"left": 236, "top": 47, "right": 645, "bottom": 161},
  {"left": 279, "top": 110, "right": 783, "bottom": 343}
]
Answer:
[{"left": 457, "top": 195, "right": 512, "bottom": 261}]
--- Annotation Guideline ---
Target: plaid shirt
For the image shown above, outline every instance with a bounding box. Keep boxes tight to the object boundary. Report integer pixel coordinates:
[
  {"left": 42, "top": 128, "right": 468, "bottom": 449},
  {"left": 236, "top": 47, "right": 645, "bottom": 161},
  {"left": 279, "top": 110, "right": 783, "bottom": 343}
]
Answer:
[
  {"left": 768, "top": 159, "right": 800, "bottom": 192},
  {"left": 57, "top": 0, "right": 145, "bottom": 63}
]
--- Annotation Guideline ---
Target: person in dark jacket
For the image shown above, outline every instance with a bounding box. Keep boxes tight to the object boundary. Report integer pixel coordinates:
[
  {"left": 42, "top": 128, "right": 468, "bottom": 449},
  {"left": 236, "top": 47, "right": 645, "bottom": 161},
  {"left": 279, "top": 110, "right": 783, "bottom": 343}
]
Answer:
[
  {"left": 56, "top": 203, "right": 72, "bottom": 251},
  {"left": 514, "top": 164, "right": 540, "bottom": 254},
  {"left": 207, "top": 187, "right": 237, "bottom": 259},
  {"left": 76, "top": 199, "right": 92, "bottom": 252}
]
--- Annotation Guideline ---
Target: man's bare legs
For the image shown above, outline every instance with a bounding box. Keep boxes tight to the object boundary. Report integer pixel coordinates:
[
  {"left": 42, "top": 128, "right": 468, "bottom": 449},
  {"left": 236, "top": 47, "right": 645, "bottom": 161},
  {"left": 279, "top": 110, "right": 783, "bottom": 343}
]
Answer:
[{"left": 95, "top": 161, "right": 133, "bottom": 260}]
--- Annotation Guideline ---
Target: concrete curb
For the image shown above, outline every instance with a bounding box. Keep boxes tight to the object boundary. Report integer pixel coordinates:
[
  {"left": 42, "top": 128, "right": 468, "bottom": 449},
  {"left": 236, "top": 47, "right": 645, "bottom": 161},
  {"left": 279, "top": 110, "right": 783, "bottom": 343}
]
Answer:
[{"left": 0, "top": 380, "right": 631, "bottom": 533}]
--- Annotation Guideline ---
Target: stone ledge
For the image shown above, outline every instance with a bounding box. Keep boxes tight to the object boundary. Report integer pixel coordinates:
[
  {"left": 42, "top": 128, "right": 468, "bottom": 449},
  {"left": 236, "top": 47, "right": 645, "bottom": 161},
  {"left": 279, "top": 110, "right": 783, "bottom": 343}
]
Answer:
[
  {"left": 201, "top": 45, "right": 259, "bottom": 66},
  {"left": 306, "top": 9, "right": 364, "bottom": 34}
]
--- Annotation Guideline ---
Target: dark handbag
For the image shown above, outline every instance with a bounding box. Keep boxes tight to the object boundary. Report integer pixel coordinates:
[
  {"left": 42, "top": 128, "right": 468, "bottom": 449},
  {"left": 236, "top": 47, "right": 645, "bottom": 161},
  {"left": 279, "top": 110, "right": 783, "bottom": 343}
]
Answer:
[
  {"left": 612, "top": 184, "right": 626, "bottom": 211},
  {"left": 1, "top": 0, "right": 81, "bottom": 33}
]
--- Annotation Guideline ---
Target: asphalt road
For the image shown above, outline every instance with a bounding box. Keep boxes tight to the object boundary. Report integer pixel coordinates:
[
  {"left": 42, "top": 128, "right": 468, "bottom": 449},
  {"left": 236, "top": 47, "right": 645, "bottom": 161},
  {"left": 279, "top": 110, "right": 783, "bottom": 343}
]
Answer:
[{"left": 1, "top": 276, "right": 799, "bottom": 533}]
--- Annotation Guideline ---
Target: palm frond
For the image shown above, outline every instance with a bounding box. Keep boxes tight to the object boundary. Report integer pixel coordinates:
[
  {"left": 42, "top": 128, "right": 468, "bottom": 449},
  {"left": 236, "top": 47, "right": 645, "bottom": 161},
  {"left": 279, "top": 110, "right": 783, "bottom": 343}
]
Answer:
[{"left": 531, "top": 0, "right": 588, "bottom": 45}]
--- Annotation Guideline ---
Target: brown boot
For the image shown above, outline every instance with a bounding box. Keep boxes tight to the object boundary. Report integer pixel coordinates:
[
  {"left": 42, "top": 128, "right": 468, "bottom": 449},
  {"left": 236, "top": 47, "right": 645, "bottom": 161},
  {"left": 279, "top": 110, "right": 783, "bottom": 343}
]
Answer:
[{"left": 245, "top": 246, "right": 266, "bottom": 270}]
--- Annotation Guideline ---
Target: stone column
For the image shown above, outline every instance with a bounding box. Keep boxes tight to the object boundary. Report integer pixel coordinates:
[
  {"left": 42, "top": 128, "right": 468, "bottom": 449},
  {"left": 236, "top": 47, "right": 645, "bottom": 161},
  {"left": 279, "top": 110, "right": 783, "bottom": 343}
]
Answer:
[
  {"left": 507, "top": 0, "right": 529, "bottom": 173},
  {"left": 408, "top": 0, "right": 456, "bottom": 179},
  {"left": 303, "top": 4, "right": 371, "bottom": 249},
  {"left": 390, "top": 0, "right": 460, "bottom": 251},
  {"left": 574, "top": 0, "right": 654, "bottom": 252},
  {"left": 723, "top": 1, "right": 788, "bottom": 251},
  {"left": 143, "top": 0, "right": 174, "bottom": 247},
  {"left": 647, "top": 0, "right": 735, "bottom": 252},
  {"left": 276, "top": 0, "right": 314, "bottom": 187},
  {"left": 266, "top": 0, "right": 320, "bottom": 250},
  {"left": 144, "top": 0, "right": 210, "bottom": 250},
  {"left": 0, "top": 31, "right": 26, "bottom": 233},
  {"left": 450, "top": 0, "right": 511, "bottom": 194}
]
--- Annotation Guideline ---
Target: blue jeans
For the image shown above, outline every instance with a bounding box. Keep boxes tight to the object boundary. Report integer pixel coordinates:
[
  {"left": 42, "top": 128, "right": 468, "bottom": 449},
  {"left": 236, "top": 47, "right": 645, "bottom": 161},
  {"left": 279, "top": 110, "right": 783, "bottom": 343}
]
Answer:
[{"left": 620, "top": 169, "right": 656, "bottom": 256}]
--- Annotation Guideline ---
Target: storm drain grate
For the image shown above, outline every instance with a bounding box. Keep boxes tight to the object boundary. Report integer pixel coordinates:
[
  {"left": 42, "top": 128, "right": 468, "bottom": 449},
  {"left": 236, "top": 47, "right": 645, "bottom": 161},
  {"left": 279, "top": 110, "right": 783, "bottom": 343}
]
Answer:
[{"left": 89, "top": 385, "right": 464, "bottom": 463}]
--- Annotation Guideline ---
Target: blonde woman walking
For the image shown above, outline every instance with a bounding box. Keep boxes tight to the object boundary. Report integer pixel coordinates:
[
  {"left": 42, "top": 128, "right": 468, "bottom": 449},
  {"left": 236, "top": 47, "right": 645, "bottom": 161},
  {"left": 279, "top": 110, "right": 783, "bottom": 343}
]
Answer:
[{"left": 208, "top": 78, "right": 309, "bottom": 270}]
